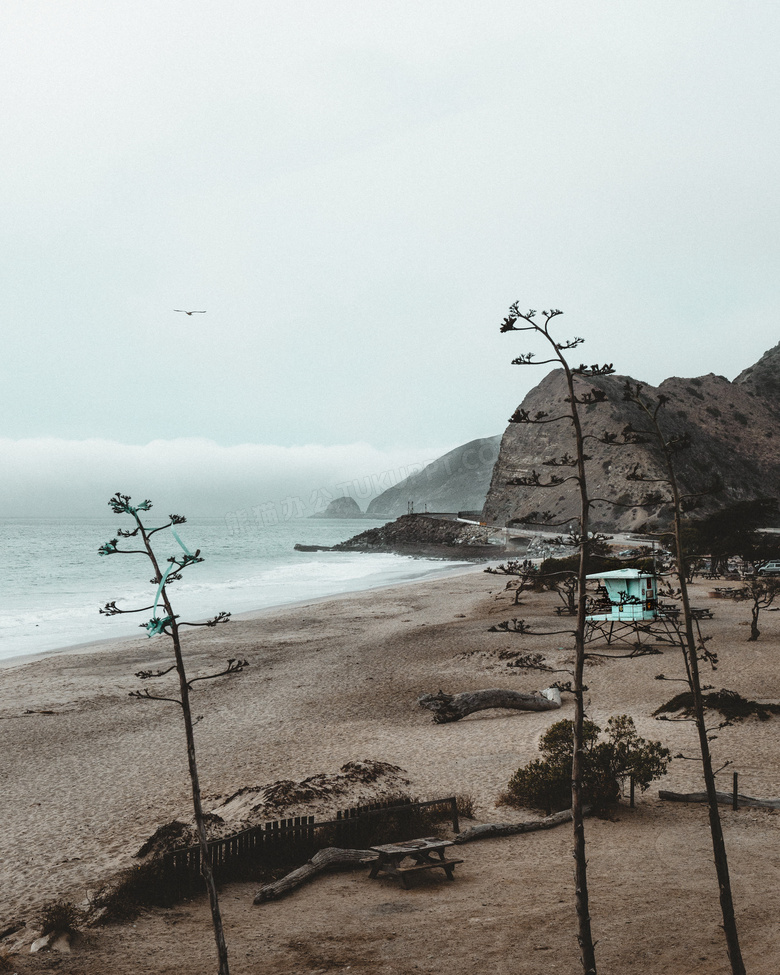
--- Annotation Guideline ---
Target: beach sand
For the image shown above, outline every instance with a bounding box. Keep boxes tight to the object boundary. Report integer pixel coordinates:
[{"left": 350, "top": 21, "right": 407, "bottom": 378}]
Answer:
[{"left": 2, "top": 567, "right": 780, "bottom": 973}]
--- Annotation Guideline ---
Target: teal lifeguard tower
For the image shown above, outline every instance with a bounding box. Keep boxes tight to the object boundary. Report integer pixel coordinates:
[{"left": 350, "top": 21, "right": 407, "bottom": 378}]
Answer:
[
  {"left": 586, "top": 568, "right": 658, "bottom": 622},
  {"left": 583, "top": 568, "right": 676, "bottom": 651}
]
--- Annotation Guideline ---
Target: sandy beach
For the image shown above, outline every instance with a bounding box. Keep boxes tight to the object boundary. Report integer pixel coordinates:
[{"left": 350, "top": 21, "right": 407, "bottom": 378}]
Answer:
[{"left": 2, "top": 565, "right": 780, "bottom": 974}]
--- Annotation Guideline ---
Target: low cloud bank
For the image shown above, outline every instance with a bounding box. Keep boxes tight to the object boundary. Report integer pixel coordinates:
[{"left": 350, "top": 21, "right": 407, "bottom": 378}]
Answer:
[{"left": 1, "top": 438, "right": 454, "bottom": 519}]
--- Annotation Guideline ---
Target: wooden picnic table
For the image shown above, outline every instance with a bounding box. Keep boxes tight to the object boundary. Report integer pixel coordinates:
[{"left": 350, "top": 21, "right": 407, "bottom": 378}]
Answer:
[
  {"left": 367, "top": 837, "right": 463, "bottom": 888},
  {"left": 660, "top": 603, "right": 713, "bottom": 620}
]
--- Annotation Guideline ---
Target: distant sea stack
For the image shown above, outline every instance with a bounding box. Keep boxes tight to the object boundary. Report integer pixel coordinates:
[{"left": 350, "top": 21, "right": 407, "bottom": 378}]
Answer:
[
  {"left": 310, "top": 496, "right": 364, "bottom": 519},
  {"left": 367, "top": 435, "right": 501, "bottom": 518},
  {"left": 482, "top": 341, "right": 780, "bottom": 532}
]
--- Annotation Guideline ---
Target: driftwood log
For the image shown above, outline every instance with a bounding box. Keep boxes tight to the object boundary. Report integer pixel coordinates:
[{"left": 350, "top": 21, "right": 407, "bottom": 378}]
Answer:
[
  {"left": 418, "top": 687, "right": 562, "bottom": 724},
  {"left": 253, "top": 847, "right": 377, "bottom": 903},
  {"left": 453, "top": 807, "right": 576, "bottom": 843},
  {"left": 659, "top": 790, "right": 780, "bottom": 810}
]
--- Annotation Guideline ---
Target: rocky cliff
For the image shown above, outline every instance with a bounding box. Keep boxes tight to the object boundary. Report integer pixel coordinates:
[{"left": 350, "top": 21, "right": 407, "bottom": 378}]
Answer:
[
  {"left": 367, "top": 435, "right": 501, "bottom": 517},
  {"left": 483, "top": 343, "right": 780, "bottom": 531},
  {"left": 734, "top": 340, "right": 780, "bottom": 402}
]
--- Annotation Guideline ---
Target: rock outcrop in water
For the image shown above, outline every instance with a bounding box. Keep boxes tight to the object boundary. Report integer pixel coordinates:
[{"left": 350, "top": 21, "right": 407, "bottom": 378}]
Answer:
[{"left": 309, "top": 496, "right": 364, "bottom": 519}]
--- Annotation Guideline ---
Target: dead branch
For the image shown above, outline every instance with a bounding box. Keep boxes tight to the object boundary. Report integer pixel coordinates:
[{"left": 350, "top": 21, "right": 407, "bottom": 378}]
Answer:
[
  {"left": 253, "top": 847, "right": 377, "bottom": 903},
  {"left": 659, "top": 790, "right": 780, "bottom": 810}
]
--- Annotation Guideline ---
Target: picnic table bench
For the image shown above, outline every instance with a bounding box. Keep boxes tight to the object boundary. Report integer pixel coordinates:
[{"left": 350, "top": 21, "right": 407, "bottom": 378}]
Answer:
[
  {"left": 660, "top": 603, "right": 713, "bottom": 620},
  {"left": 367, "top": 837, "right": 463, "bottom": 888},
  {"left": 711, "top": 587, "right": 738, "bottom": 598}
]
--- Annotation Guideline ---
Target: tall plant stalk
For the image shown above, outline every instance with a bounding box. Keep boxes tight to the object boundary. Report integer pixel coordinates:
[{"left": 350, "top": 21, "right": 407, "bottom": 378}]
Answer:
[
  {"left": 100, "top": 494, "right": 244, "bottom": 975},
  {"left": 625, "top": 388, "right": 746, "bottom": 975},
  {"left": 500, "top": 307, "right": 614, "bottom": 974}
]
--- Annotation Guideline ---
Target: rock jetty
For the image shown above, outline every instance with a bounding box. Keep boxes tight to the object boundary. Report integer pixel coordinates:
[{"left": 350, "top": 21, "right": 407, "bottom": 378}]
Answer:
[{"left": 332, "top": 514, "right": 501, "bottom": 558}]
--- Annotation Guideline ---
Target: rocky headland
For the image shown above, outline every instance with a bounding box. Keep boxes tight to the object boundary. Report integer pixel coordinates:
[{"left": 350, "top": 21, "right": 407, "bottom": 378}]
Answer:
[
  {"left": 367, "top": 435, "right": 500, "bottom": 518},
  {"left": 303, "top": 341, "right": 780, "bottom": 557},
  {"left": 483, "top": 341, "right": 780, "bottom": 532}
]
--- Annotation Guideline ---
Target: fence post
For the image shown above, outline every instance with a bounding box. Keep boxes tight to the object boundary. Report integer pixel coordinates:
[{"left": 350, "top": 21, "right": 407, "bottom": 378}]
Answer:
[
  {"left": 733, "top": 771, "right": 739, "bottom": 811},
  {"left": 630, "top": 775, "right": 635, "bottom": 809},
  {"left": 450, "top": 797, "right": 460, "bottom": 833}
]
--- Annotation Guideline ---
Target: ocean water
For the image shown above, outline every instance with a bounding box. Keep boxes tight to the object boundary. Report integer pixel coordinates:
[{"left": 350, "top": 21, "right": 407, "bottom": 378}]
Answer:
[{"left": 0, "top": 515, "right": 473, "bottom": 663}]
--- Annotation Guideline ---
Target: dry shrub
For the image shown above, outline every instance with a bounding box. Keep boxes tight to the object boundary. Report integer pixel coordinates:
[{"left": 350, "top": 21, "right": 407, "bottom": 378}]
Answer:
[
  {"left": 654, "top": 688, "right": 780, "bottom": 723},
  {"left": 455, "top": 794, "right": 476, "bottom": 819},
  {"left": 38, "top": 899, "right": 82, "bottom": 936},
  {"left": 88, "top": 860, "right": 184, "bottom": 923}
]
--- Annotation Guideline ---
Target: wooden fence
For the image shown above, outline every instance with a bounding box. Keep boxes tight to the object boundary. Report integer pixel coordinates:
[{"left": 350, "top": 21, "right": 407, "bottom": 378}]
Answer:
[{"left": 161, "top": 796, "right": 460, "bottom": 896}]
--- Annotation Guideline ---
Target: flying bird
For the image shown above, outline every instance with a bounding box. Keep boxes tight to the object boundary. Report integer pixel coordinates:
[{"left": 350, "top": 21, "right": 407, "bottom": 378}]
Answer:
[{"left": 174, "top": 309, "right": 206, "bottom": 315}]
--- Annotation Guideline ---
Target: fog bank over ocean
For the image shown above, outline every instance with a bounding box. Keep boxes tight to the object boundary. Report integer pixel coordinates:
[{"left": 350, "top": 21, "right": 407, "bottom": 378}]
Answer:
[{"left": 0, "top": 437, "right": 455, "bottom": 519}]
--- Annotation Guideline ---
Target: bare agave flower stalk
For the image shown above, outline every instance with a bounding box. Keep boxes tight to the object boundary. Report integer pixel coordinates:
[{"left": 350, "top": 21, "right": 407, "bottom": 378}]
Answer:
[
  {"left": 622, "top": 386, "right": 746, "bottom": 975},
  {"left": 99, "top": 493, "right": 246, "bottom": 975},
  {"left": 499, "top": 306, "right": 616, "bottom": 975}
]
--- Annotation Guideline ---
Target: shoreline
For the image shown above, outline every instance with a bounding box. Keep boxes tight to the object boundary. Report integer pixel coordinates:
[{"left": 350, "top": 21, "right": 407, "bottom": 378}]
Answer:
[
  {"left": 231, "top": 557, "right": 488, "bottom": 620},
  {"left": 4, "top": 513, "right": 502, "bottom": 669},
  {"left": 0, "top": 558, "right": 492, "bottom": 672}
]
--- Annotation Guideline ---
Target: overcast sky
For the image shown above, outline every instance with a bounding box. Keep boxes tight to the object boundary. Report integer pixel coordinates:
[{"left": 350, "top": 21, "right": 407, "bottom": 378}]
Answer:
[{"left": 3, "top": 1, "right": 780, "bottom": 515}]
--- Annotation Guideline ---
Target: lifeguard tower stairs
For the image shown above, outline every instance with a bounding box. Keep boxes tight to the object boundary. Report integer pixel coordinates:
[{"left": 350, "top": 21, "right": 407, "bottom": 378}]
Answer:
[{"left": 585, "top": 568, "right": 681, "bottom": 654}]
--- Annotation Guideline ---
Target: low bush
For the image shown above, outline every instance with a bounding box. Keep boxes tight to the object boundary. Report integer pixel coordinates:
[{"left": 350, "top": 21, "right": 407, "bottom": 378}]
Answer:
[
  {"left": 455, "top": 794, "right": 476, "bottom": 819},
  {"left": 88, "top": 859, "right": 184, "bottom": 923},
  {"left": 38, "top": 899, "right": 83, "bottom": 936},
  {"left": 654, "top": 688, "right": 780, "bottom": 723},
  {"left": 501, "top": 716, "right": 671, "bottom": 815}
]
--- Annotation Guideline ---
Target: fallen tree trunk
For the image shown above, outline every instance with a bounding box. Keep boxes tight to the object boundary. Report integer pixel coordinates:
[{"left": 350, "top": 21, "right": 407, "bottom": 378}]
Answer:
[
  {"left": 253, "top": 847, "right": 377, "bottom": 903},
  {"left": 418, "top": 686, "right": 561, "bottom": 724},
  {"left": 453, "top": 807, "right": 575, "bottom": 843},
  {"left": 659, "top": 790, "right": 780, "bottom": 809}
]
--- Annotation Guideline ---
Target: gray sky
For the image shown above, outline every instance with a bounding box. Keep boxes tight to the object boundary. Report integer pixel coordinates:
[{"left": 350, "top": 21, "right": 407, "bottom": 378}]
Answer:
[{"left": 3, "top": 1, "right": 780, "bottom": 515}]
